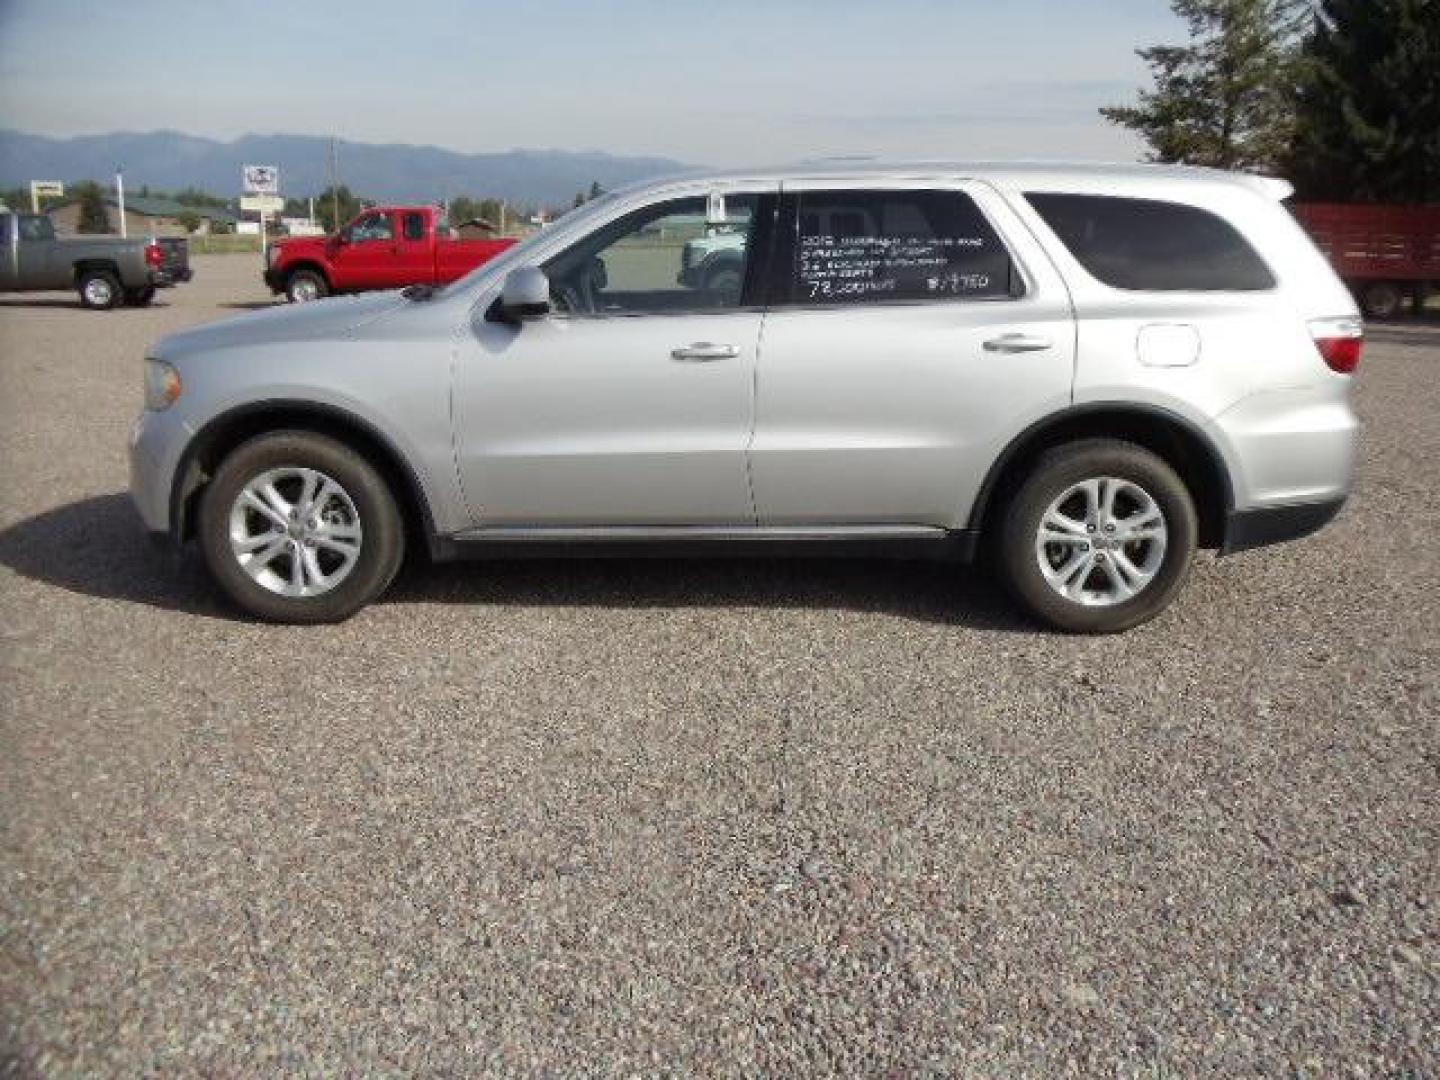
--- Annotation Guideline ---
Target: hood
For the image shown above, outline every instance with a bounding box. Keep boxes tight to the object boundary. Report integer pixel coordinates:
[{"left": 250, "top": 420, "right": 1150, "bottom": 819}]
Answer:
[{"left": 152, "top": 289, "right": 406, "bottom": 359}]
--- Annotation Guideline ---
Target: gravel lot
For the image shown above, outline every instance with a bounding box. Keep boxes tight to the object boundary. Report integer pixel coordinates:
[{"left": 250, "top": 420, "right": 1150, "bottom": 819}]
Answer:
[{"left": 1, "top": 256, "right": 1436, "bottom": 1075}]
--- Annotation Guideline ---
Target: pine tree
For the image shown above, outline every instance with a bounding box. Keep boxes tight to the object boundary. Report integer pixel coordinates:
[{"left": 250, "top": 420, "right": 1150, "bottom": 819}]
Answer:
[
  {"left": 74, "top": 181, "right": 110, "bottom": 233},
  {"left": 1289, "top": 0, "right": 1440, "bottom": 201},
  {"left": 1101, "top": 0, "right": 1311, "bottom": 171}
]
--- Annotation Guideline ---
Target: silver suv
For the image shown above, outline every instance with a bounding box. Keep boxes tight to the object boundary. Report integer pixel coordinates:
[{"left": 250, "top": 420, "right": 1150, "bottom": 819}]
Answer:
[{"left": 130, "top": 163, "right": 1361, "bottom": 632}]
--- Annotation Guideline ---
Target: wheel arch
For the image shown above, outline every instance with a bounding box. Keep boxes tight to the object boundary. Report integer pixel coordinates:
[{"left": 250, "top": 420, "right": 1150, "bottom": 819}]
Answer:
[
  {"left": 171, "top": 400, "right": 438, "bottom": 556},
  {"left": 283, "top": 261, "right": 331, "bottom": 290},
  {"left": 968, "top": 403, "right": 1235, "bottom": 549},
  {"left": 72, "top": 259, "right": 121, "bottom": 284}
]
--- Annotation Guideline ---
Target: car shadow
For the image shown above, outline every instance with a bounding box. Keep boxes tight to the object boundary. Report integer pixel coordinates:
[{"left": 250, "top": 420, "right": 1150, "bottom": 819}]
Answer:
[
  {"left": 0, "top": 493, "right": 1030, "bottom": 631},
  {"left": 0, "top": 297, "right": 175, "bottom": 311},
  {"left": 218, "top": 301, "right": 282, "bottom": 311}
]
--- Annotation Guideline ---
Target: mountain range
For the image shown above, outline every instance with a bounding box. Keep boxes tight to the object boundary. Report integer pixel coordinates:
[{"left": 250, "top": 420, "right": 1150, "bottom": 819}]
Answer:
[{"left": 0, "top": 129, "right": 690, "bottom": 207}]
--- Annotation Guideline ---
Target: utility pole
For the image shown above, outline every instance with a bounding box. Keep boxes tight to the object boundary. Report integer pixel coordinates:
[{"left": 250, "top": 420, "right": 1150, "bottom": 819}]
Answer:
[
  {"left": 115, "top": 166, "right": 127, "bottom": 237},
  {"left": 328, "top": 138, "right": 341, "bottom": 234}
]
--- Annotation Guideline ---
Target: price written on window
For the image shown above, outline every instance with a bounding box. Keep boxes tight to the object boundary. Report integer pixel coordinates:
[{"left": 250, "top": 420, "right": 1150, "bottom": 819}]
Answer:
[{"left": 797, "top": 234, "right": 993, "bottom": 301}]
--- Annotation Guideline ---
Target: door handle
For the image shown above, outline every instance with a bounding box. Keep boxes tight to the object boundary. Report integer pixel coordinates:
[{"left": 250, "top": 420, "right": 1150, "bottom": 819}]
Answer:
[
  {"left": 671, "top": 342, "right": 740, "bottom": 362},
  {"left": 983, "top": 333, "right": 1053, "bottom": 354}
]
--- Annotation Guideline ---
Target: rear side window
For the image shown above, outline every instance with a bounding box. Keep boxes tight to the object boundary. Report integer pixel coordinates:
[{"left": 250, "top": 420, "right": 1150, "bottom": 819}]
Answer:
[
  {"left": 782, "top": 189, "right": 1019, "bottom": 305},
  {"left": 403, "top": 212, "right": 425, "bottom": 241},
  {"left": 1026, "top": 193, "right": 1275, "bottom": 291}
]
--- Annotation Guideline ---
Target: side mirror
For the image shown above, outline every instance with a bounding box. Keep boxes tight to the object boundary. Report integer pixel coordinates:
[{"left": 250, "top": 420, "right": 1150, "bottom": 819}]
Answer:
[{"left": 495, "top": 266, "right": 551, "bottom": 323}]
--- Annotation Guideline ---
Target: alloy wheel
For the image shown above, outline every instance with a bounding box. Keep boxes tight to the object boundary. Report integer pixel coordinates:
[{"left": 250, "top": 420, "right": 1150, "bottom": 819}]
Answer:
[
  {"left": 227, "top": 466, "right": 363, "bottom": 597},
  {"left": 1034, "top": 476, "right": 1168, "bottom": 607}
]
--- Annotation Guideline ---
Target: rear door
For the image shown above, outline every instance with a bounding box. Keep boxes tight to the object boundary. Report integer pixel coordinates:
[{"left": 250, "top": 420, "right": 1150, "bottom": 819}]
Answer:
[
  {"left": 749, "top": 179, "right": 1075, "bottom": 527},
  {"left": 392, "top": 209, "right": 435, "bottom": 285}
]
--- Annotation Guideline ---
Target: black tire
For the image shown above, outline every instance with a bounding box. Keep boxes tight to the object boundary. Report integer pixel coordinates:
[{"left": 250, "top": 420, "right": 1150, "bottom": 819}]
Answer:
[
  {"left": 997, "top": 439, "right": 1198, "bottom": 634},
  {"left": 77, "top": 269, "right": 121, "bottom": 310},
  {"left": 286, "top": 268, "right": 329, "bottom": 303},
  {"left": 123, "top": 285, "right": 157, "bottom": 306},
  {"left": 1360, "top": 281, "right": 1403, "bottom": 320},
  {"left": 198, "top": 431, "right": 405, "bottom": 623}
]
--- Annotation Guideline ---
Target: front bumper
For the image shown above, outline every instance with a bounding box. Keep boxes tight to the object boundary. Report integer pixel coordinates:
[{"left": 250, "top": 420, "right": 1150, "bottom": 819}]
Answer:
[
  {"left": 263, "top": 266, "right": 285, "bottom": 292},
  {"left": 129, "top": 407, "right": 192, "bottom": 540}
]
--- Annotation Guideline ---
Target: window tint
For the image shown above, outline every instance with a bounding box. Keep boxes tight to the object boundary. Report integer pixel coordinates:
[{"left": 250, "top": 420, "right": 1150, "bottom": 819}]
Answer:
[
  {"left": 350, "top": 212, "right": 393, "bottom": 243},
  {"left": 1026, "top": 193, "right": 1275, "bottom": 291},
  {"left": 403, "top": 212, "right": 425, "bottom": 241},
  {"left": 543, "top": 194, "right": 761, "bottom": 315},
  {"left": 18, "top": 215, "right": 54, "bottom": 242},
  {"left": 785, "top": 190, "right": 1017, "bottom": 305}
]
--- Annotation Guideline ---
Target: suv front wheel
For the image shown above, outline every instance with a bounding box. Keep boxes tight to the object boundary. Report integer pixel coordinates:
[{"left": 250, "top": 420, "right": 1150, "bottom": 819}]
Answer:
[
  {"left": 199, "top": 431, "right": 404, "bottom": 623},
  {"left": 998, "top": 439, "right": 1197, "bottom": 633}
]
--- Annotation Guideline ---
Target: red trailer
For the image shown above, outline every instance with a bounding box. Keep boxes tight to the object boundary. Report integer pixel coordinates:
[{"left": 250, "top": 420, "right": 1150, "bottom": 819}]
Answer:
[{"left": 1291, "top": 203, "right": 1440, "bottom": 318}]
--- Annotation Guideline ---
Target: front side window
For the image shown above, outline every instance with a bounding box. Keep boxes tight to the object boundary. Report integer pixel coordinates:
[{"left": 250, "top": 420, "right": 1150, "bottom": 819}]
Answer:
[
  {"left": 783, "top": 189, "right": 1018, "bottom": 305},
  {"left": 1026, "top": 193, "right": 1275, "bottom": 291},
  {"left": 543, "top": 194, "right": 760, "bottom": 316},
  {"left": 403, "top": 212, "right": 425, "bottom": 241},
  {"left": 349, "top": 212, "right": 393, "bottom": 243},
  {"left": 18, "top": 215, "right": 54, "bottom": 242}
]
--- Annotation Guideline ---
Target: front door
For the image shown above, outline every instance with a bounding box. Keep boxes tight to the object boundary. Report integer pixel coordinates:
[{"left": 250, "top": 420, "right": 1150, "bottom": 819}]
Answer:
[
  {"left": 332, "top": 210, "right": 398, "bottom": 291},
  {"left": 749, "top": 180, "right": 1077, "bottom": 528},
  {"left": 453, "top": 191, "right": 773, "bottom": 527}
]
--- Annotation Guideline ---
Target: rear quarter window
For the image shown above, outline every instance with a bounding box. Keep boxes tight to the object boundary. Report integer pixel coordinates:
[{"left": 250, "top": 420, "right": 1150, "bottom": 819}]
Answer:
[{"left": 1026, "top": 193, "right": 1275, "bottom": 292}]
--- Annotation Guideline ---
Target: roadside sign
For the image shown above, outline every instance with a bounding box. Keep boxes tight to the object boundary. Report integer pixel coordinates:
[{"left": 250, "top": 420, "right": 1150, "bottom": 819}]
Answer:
[
  {"left": 242, "top": 165, "right": 279, "bottom": 195},
  {"left": 30, "top": 180, "right": 64, "bottom": 212},
  {"left": 240, "top": 195, "right": 284, "bottom": 213}
]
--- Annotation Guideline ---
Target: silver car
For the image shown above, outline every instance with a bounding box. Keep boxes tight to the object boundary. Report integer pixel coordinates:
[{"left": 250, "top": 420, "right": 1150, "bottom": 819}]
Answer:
[{"left": 130, "top": 163, "right": 1361, "bottom": 632}]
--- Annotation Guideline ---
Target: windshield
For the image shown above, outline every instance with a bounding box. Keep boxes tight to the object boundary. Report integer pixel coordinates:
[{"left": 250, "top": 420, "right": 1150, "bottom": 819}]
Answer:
[{"left": 438, "top": 191, "right": 621, "bottom": 299}]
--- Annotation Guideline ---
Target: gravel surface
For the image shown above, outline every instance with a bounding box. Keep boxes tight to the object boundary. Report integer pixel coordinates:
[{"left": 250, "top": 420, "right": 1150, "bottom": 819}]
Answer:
[{"left": 1, "top": 257, "right": 1437, "bottom": 1075}]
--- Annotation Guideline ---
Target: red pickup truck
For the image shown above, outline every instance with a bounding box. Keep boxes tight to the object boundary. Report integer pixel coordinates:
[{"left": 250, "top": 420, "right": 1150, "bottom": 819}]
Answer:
[
  {"left": 263, "top": 205, "right": 516, "bottom": 302},
  {"left": 1292, "top": 202, "right": 1440, "bottom": 318}
]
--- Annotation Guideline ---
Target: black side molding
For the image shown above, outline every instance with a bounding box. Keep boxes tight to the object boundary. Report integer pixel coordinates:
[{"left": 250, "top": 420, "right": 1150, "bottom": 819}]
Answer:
[
  {"left": 432, "top": 528, "right": 981, "bottom": 564},
  {"left": 1220, "top": 498, "right": 1345, "bottom": 555}
]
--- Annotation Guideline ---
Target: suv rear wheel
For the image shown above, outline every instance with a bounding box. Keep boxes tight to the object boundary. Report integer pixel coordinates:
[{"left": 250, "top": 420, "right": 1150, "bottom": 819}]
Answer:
[
  {"left": 198, "top": 431, "right": 404, "bottom": 623},
  {"left": 998, "top": 439, "right": 1197, "bottom": 633}
]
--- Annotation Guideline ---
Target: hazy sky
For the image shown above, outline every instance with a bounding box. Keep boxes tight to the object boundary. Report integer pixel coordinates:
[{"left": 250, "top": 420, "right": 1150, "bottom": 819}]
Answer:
[{"left": 0, "top": 0, "right": 1181, "bottom": 164}]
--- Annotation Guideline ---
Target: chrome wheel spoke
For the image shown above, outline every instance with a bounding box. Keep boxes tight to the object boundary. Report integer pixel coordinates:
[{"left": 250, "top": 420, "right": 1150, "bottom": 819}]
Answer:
[
  {"left": 241, "top": 489, "right": 288, "bottom": 529},
  {"left": 297, "top": 469, "right": 321, "bottom": 514},
  {"left": 241, "top": 539, "right": 288, "bottom": 581},
  {"left": 234, "top": 530, "right": 280, "bottom": 554},
  {"left": 1098, "top": 478, "right": 1119, "bottom": 521},
  {"left": 1112, "top": 549, "right": 1155, "bottom": 591}
]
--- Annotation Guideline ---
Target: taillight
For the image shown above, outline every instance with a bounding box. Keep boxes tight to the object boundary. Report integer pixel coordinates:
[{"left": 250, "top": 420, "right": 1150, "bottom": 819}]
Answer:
[
  {"left": 1309, "top": 318, "right": 1364, "bottom": 374},
  {"left": 145, "top": 242, "right": 166, "bottom": 268}
]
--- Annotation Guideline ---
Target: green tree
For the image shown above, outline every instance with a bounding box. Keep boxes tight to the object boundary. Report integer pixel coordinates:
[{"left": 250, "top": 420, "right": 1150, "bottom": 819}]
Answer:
[
  {"left": 1288, "top": 0, "right": 1440, "bottom": 201},
  {"left": 176, "top": 209, "right": 203, "bottom": 234},
  {"left": 314, "top": 185, "right": 362, "bottom": 232},
  {"left": 1102, "top": 0, "right": 1311, "bottom": 170},
  {"left": 74, "top": 181, "right": 110, "bottom": 233},
  {"left": 588, "top": 180, "right": 604, "bottom": 200}
]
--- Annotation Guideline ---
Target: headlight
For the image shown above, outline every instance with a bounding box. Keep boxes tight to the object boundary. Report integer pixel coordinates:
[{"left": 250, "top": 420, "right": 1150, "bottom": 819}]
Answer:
[{"left": 144, "top": 358, "right": 182, "bottom": 411}]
